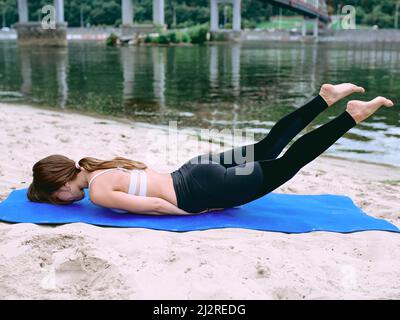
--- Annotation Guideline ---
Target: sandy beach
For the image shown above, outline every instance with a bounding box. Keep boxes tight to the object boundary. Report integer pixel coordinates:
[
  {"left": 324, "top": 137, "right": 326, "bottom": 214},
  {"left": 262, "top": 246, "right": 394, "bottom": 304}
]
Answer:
[{"left": 0, "top": 101, "right": 399, "bottom": 300}]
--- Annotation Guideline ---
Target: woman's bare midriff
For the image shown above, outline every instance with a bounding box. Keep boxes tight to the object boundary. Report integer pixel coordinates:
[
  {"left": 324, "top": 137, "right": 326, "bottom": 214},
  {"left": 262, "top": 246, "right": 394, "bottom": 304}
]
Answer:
[
  {"left": 90, "top": 166, "right": 225, "bottom": 212},
  {"left": 138, "top": 168, "right": 225, "bottom": 213}
]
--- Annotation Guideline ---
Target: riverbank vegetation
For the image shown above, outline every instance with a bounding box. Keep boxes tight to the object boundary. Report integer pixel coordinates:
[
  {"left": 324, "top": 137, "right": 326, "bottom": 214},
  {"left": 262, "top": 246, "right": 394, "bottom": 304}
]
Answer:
[{"left": 144, "top": 23, "right": 208, "bottom": 45}]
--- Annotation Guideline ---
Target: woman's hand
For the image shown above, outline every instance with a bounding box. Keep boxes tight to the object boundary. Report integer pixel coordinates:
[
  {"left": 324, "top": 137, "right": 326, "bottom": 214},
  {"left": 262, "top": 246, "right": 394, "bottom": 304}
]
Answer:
[
  {"left": 156, "top": 199, "right": 226, "bottom": 216},
  {"left": 94, "top": 192, "right": 218, "bottom": 216},
  {"left": 198, "top": 208, "right": 225, "bottom": 214},
  {"left": 156, "top": 198, "right": 194, "bottom": 215}
]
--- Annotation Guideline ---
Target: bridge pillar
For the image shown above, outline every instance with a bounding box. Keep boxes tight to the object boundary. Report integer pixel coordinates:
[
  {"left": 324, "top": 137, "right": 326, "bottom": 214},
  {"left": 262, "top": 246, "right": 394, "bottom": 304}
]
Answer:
[
  {"left": 153, "top": 0, "right": 165, "bottom": 26},
  {"left": 121, "top": 0, "right": 160, "bottom": 39},
  {"left": 54, "top": 0, "right": 65, "bottom": 23},
  {"left": 210, "top": 0, "right": 218, "bottom": 32},
  {"left": 210, "top": 0, "right": 241, "bottom": 32},
  {"left": 232, "top": 0, "right": 241, "bottom": 32},
  {"left": 302, "top": 17, "right": 307, "bottom": 36},
  {"left": 16, "top": 0, "right": 67, "bottom": 46},
  {"left": 17, "top": 0, "right": 28, "bottom": 23},
  {"left": 122, "top": 0, "right": 134, "bottom": 25},
  {"left": 313, "top": 18, "right": 319, "bottom": 37}
]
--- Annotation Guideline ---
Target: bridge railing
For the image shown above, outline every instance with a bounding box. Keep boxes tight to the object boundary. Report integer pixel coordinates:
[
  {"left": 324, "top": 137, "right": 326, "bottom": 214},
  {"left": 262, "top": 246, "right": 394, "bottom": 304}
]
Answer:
[{"left": 266, "top": 0, "right": 331, "bottom": 23}]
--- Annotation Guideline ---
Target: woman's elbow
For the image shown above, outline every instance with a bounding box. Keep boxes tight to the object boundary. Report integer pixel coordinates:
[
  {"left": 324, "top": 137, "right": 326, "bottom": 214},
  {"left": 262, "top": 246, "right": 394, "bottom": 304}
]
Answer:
[{"left": 153, "top": 198, "right": 164, "bottom": 212}]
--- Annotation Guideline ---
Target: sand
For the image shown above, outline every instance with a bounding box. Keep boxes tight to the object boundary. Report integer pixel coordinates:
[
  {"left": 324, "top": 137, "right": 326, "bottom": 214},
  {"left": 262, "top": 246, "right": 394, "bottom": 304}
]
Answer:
[{"left": 0, "top": 101, "right": 399, "bottom": 300}]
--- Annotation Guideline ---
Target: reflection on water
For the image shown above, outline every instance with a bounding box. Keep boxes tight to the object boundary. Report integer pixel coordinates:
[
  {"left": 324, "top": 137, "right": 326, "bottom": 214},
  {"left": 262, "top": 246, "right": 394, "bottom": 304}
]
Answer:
[{"left": 0, "top": 41, "right": 399, "bottom": 166}]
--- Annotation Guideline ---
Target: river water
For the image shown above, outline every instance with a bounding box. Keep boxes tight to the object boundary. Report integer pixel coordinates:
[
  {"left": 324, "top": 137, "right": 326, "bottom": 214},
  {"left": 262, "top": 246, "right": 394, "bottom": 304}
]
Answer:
[{"left": 0, "top": 40, "right": 399, "bottom": 166}]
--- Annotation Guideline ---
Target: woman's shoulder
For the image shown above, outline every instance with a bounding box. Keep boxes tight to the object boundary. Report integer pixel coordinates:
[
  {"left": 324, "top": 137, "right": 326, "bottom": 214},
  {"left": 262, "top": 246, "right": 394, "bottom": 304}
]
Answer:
[{"left": 88, "top": 168, "right": 126, "bottom": 198}]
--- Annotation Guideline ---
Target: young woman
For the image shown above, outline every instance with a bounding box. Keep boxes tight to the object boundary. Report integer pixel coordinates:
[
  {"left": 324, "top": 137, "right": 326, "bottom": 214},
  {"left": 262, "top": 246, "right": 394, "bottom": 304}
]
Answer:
[{"left": 27, "top": 83, "right": 394, "bottom": 215}]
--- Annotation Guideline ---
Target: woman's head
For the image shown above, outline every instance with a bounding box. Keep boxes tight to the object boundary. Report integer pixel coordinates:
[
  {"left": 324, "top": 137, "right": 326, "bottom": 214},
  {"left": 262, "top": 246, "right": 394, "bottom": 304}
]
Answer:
[{"left": 27, "top": 154, "right": 147, "bottom": 205}]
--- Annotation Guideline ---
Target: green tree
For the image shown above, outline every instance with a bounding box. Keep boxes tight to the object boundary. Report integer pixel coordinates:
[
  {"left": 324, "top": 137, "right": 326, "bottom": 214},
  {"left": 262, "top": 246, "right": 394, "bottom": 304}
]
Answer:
[{"left": 0, "top": 0, "right": 18, "bottom": 28}]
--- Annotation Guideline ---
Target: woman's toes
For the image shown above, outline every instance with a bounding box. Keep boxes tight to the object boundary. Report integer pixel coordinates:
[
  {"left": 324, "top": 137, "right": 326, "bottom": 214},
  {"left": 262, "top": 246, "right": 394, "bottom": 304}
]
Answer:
[
  {"left": 355, "top": 86, "right": 365, "bottom": 93},
  {"left": 374, "top": 96, "right": 393, "bottom": 107},
  {"left": 319, "top": 83, "right": 367, "bottom": 107},
  {"left": 384, "top": 98, "right": 394, "bottom": 107},
  {"left": 345, "top": 96, "right": 393, "bottom": 124},
  {"left": 321, "top": 83, "right": 333, "bottom": 90},
  {"left": 347, "top": 83, "right": 364, "bottom": 93},
  {"left": 373, "top": 96, "right": 385, "bottom": 104}
]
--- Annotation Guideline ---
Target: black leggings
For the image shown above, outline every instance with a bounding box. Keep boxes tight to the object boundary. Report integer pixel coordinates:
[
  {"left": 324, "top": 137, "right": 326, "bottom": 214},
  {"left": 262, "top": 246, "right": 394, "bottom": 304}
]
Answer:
[{"left": 171, "top": 95, "right": 357, "bottom": 213}]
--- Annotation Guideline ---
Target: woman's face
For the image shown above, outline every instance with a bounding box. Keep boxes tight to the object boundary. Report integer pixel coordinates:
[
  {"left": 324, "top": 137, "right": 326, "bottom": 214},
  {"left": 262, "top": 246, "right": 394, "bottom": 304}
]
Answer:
[{"left": 54, "top": 179, "right": 85, "bottom": 202}]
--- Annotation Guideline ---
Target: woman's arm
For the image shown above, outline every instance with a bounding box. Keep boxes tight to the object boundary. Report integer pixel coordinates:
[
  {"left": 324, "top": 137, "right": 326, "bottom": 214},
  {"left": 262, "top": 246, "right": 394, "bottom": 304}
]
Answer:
[
  {"left": 156, "top": 198, "right": 192, "bottom": 215},
  {"left": 91, "top": 190, "right": 191, "bottom": 215}
]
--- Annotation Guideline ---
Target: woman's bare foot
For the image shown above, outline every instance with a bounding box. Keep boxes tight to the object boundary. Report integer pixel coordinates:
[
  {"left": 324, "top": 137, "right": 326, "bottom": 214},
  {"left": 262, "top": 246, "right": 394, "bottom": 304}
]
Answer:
[
  {"left": 319, "top": 83, "right": 365, "bottom": 107},
  {"left": 346, "top": 96, "right": 394, "bottom": 124}
]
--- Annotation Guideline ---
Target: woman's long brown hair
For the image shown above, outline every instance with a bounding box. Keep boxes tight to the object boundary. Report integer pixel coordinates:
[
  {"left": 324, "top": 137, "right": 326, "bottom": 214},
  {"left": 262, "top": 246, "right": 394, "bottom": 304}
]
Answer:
[{"left": 27, "top": 154, "right": 147, "bottom": 205}]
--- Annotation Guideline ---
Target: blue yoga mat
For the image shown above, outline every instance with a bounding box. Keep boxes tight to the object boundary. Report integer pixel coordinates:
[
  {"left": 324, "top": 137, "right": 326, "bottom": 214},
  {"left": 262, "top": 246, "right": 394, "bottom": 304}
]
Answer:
[{"left": 0, "top": 188, "right": 399, "bottom": 233}]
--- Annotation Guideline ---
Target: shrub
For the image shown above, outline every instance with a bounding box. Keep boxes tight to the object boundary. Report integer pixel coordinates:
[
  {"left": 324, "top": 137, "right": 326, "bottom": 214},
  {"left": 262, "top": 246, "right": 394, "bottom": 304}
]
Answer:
[
  {"left": 142, "top": 29, "right": 195, "bottom": 45},
  {"left": 242, "top": 18, "right": 257, "bottom": 29},
  {"left": 174, "top": 31, "right": 183, "bottom": 42},
  {"left": 155, "top": 24, "right": 164, "bottom": 33},
  {"left": 106, "top": 32, "right": 118, "bottom": 46},
  {"left": 166, "top": 30, "right": 178, "bottom": 43},
  {"left": 158, "top": 33, "right": 170, "bottom": 44},
  {"left": 224, "top": 23, "right": 232, "bottom": 29},
  {"left": 181, "top": 32, "right": 191, "bottom": 43},
  {"left": 187, "top": 23, "right": 209, "bottom": 44}
]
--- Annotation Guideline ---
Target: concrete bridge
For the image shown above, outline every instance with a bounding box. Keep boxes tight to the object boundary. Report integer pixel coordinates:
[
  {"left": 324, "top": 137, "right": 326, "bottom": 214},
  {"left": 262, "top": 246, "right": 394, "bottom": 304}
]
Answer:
[
  {"left": 15, "top": 0, "right": 330, "bottom": 46},
  {"left": 266, "top": 0, "right": 330, "bottom": 23},
  {"left": 264, "top": 0, "right": 331, "bottom": 37},
  {"left": 16, "top": 0, "right": 167, "bottom": 45}
]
